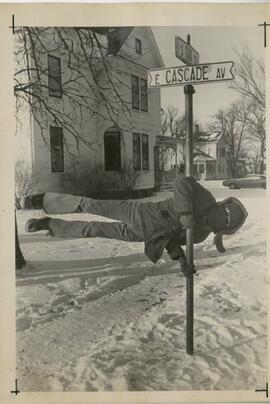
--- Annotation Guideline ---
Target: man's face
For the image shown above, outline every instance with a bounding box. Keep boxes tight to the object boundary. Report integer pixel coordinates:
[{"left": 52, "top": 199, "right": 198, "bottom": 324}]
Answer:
[{"left": 207, "top": 205, "right": 230, "bottom": 233}]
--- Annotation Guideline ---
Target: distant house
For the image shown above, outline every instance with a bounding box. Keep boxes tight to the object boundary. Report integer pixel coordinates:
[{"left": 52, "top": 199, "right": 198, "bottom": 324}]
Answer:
[
  {"left": 15, "top": 27, "right": 164, "bottom": 198},
  {"left": 154, "top": 125, "right": 231, "bottom": 189},
  {"left": 193, "top": 129, "right": 231, "bottom": 180}
]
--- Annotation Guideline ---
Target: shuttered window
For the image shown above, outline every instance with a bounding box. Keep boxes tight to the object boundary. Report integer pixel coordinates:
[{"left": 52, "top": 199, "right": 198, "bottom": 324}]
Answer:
[
  {"left": 131, "top": 75, "right": 140, "bottom": 110},
  {"left": 133, "top": 133, "right": 149, "bottom": 171},
  {"left": 131, "top": 75, "right": 148, "bottom": 112},
  {"left": 50, "top": 126, "right": 64, "bottom": 172},
  {"left": 48, "top": 55, "right": 62, "bottom": 98},
  {"left": 135, "top": 38, "right": 142, "bottom": 54},
  {"left": 142, "top": 134, "right": 149, "bottom": 170},
  {"left": 140, "top": 79, "right": 148, "bottom": 112},
  {"left": 104, "top": 131, "right": 121, "bottom": 170},
  {"left": 133, "top": 133, "right": 141, "bottom": 170}
]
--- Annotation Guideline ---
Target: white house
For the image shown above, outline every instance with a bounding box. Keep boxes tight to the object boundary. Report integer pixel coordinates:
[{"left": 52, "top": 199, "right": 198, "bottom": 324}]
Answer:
[
  {"left": 193, "top": 130, "right": 230, "bottom": 180},
  {"left": 154, "top": 126, "right": 231, "bottom": 190},
  {"left": 15, "top": 26, "right": 164, "bottom": 198}
]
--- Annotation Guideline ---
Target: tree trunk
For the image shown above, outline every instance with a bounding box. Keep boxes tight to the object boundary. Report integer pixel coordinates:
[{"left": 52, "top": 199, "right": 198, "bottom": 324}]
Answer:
[
  {"left": 15, "top": 213, "right": 26, "bottom": 270},
  {"left": 229, "top": 159, "right": 237, "bottom": 178},
  {"left": 259, "top": 142, "right": 265, "bottom": 174}
]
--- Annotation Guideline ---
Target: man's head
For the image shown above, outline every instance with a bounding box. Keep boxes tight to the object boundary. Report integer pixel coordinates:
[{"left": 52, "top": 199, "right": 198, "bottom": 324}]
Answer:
[{"left": 207, "top": 197, "right": 248, "bottom": 235}]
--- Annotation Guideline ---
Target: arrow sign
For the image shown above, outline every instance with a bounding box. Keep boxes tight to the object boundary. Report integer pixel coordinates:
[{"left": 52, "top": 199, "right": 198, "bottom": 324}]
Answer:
[{"left": 148, "top": 61, "right": 234, "bottom": 88}]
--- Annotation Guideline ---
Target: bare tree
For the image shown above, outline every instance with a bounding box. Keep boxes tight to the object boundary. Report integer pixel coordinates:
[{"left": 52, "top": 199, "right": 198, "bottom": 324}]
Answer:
[
  {"left": 161, "top": 108, "right": 169, "bottom": 136},
  {"left": 212, "top": 99, "right": 250, "bottom": 178},
  {"left": 14, "top": 27, "right": 132, "bottom": 151},
  {"left": 245, "top": 101, "right": 266, "bottom": 173},
  {"left": 159, "top": 106, "right": 186, "bottom": 174},
  {"left": 229, "top": 45, "right": 265, "bottom": 173},
  {"left": 230, "top": 45, "right": 265, "bottom": 108},
  {"left": 161, "top": 106, "right": 185, "bottom": 138}
]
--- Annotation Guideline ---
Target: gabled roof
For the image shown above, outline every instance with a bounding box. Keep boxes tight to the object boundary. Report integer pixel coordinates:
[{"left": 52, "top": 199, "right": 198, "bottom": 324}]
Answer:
[
  {"left": 91, "top": 27, "right": 134, "bottom": 55},
  {"left": 92, "top": 26, "right": 164, "bottom": 67},
  {"left": 195, "top": 131, "right": 223, "bottom": 143},
  {"left": 193, "top": 146, "right": 215, "bottom": 161},
  {"left": 147, "top": 27, "right": 164, "bottom": 67}
]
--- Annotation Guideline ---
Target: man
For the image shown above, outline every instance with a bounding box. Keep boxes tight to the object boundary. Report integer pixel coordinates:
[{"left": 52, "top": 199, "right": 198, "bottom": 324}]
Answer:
[{"left": 23, "top": 176, "right": 248, "bottom": 274}]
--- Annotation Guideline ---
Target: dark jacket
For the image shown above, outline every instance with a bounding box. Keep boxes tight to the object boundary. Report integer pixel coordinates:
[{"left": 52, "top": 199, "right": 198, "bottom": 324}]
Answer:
[{"left": 140, "top": 176, "right": 217, "bottom": 263}]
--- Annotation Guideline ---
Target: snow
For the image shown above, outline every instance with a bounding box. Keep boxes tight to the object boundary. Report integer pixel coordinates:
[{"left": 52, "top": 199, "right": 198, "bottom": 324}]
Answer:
[{"left": 16, "top": 183, "right": 267, "bottom": 391}]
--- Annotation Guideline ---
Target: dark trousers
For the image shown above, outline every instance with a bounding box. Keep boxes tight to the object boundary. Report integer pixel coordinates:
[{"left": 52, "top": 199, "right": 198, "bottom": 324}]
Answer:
[{"left": 44, "top": 193, "right": 143, "bottom": 242}]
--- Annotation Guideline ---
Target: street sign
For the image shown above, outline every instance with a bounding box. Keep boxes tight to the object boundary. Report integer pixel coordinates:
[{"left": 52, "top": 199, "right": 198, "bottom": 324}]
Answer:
[
  {"left": 148, "top": 61, "right": 234, "bottom": 88},
  {"left": 175, "top": 35, "right": 200, "bottom": 65}
]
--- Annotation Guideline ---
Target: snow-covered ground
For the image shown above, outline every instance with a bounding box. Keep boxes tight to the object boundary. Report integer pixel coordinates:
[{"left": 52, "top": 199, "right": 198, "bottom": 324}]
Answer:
[{"left": 16, "top": 183, "right": 267, "bottom": 391}]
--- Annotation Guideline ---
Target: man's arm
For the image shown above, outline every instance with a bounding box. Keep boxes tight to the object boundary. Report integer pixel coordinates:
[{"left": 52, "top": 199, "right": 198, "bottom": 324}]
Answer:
[
  {"left": 173, "top": 176, "right": 196, "bottom": 229},
  {"left": 173, "top": 176, "right": 195, "bottom": 213}
]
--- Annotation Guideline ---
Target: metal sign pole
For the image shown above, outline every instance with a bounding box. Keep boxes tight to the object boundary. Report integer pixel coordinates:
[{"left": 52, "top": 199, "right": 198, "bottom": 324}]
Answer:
[{"left": 184, "top": 84, "right": 195, "bottom": 355}]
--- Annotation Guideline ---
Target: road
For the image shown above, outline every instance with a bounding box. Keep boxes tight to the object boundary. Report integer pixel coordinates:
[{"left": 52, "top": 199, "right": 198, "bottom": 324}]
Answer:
[
  {"left": 144, "top": 180, "right": 266, "bottom": 204},
  {"left": 201, "top": 180, "right": 266, "bottom": 200}
]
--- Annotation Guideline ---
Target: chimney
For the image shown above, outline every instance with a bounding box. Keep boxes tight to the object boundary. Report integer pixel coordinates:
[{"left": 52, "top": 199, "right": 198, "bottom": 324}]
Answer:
[{"left": 193, "top": 124, "right": 199, "bottom": 142}]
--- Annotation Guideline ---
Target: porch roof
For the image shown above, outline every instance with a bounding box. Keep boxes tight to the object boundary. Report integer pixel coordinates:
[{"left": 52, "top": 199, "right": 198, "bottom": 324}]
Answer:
[
  {"left": 155, "top": 135, "right": 182, "bottom": 146},
  {"left": 194, "top": 155, "right": 215, "bottom": 162}
]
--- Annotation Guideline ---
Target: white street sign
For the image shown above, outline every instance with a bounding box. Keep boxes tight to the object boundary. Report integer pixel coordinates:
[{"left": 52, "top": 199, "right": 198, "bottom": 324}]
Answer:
[
  {"left": 175, "top": 36, "right": 200, "bottom": 65},
  {"left": 148, "top": 61, "right": 234, "bottom": 88}
]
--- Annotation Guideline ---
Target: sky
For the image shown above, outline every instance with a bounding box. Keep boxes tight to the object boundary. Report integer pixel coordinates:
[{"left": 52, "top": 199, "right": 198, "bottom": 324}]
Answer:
[{"left": 152, "top": 26, "right": 264, "bottom": 129}]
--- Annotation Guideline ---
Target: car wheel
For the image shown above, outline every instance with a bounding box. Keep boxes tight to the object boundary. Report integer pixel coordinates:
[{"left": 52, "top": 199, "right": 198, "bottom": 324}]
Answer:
[
  {"left": 229, "top": 184, "right": 236, "bottom": 189},
  {"left": 261, "top": 184, "right": 266, "bottom": 189}
]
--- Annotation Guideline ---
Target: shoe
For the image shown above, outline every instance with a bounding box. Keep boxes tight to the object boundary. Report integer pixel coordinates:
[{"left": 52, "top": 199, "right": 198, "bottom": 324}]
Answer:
[
  {"left": 21, "top": 193, "right": 45, "bottom": 210},
  {"left": 25, "top": 217, "right": 51, "bottom": 233}
]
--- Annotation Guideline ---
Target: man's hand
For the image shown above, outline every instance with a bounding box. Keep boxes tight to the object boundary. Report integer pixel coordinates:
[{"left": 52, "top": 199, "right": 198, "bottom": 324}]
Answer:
[
  {"left": 179, "top": 213, "right": 193, "bottom": 229},
  {"left": 166, "top": 239, "right": 186, "bottom": 261},
  {"left": 166, "top": 242, "right": 184, "bottom": 261},
  {"left": 179, "top": 256, "right": 196, "bottom": 276},
  {"left": 166, "top": 238, "right": 196, "bottom": 275}
]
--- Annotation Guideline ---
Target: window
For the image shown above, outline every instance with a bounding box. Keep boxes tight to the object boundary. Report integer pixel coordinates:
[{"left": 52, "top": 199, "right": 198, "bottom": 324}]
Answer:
[
  {"left": 217, "top": 147, "right": 225, "bottom": 158},
  {"left": 135, "top": 38, "right": 142, "bottom": 54},
  {"left": 131, "top": 76, "right": 140, "bottom": 110},
  {"left": 133, "top": 133, "right": 141, "bottom": 170},
  {"left": 133, "top": 133, "right": 149, "bottom": 171},
  {"left": 218, "top": 163, "right": 223, "bottom": 173},
  {"left": 48, "top": 55, "right": 62, "bottom": 98},
  {"left": 50, "top": 126, "right": 64, "bottom": 173},
  {"left": 142, "top": 134, "right": 149, "bottom": 170},
  {"left": 199, "top": 164, "right": 204, "bottom": 174},
  {"left": 131, "top": 75, "right": 148, "bottom": 112},
  {"left": 140, "top": 79, "right": 148, "bottom": 112},
  {"left": 104, "top": 131, "right": 121, "bottom": 170}
]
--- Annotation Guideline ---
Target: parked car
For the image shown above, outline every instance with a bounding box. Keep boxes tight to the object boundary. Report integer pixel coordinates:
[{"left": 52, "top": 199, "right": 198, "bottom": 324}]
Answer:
[{"left": 223, "top": 174, "right": 266, "bottom": 189}]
